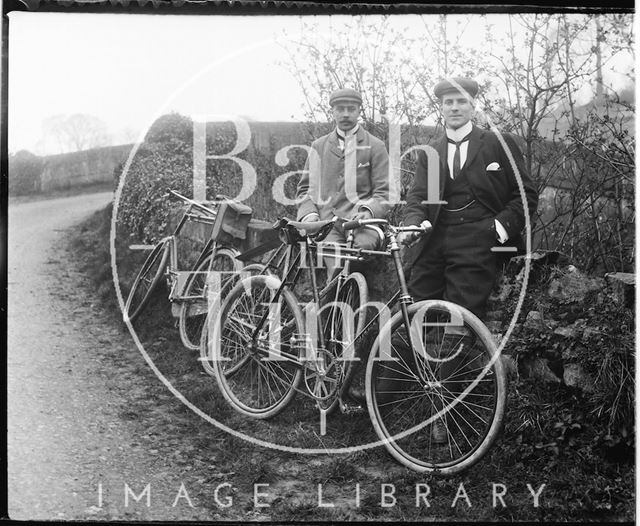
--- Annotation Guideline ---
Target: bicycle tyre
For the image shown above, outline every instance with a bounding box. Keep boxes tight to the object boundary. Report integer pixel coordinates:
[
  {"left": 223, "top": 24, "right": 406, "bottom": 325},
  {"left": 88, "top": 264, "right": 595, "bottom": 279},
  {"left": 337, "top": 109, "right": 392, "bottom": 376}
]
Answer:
[
  {"left": 366, "top": 299, "right": 507, "bottom": 475},
  {"left": 197, "top": 263, "right": 276, "bottom": 373},
  {"left": 204, "top": 274, "right": 304, "bottom": 419},
  {"left": 178, "top": 248, "right": 241, "bottom": 351},
  {"left": 219, "top": 263, "right": 277, "bottom": 297},
  {"left": 124, "top": 240, "right": 170, "bottom": 323},
  {"left": 311, "top": 272, "right": 369, "bottom": 413}
]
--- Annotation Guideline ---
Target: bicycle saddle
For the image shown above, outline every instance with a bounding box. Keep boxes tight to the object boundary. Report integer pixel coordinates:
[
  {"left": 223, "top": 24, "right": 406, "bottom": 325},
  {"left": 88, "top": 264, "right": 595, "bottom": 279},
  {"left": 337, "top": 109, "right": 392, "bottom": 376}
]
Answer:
[{"left": 272, "top": 217, "right": 336, "bottom": 244}]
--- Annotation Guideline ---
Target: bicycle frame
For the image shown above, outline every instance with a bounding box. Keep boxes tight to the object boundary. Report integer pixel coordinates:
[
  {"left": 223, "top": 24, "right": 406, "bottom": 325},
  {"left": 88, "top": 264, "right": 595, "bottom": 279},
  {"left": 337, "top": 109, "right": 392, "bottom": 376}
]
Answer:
[
  {"left": 161, "top": 192, "right": 221, "bottom": 302},
  {"left": 211, "top": 218, "right": 507, "bottom": 474},
  {"left": 237, "top": 219, "right": 425, "bottom": 387}
]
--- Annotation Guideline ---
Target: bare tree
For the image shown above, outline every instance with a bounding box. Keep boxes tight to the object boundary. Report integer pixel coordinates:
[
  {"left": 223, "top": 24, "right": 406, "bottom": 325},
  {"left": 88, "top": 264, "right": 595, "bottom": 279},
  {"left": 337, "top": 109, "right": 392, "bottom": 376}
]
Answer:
[
  {"left": 279, "top": 14, "right": 492, "bottom": 202},
  {"left": 280, "top": 13, "right": 635, "bottom": 271},
  {"left": 480, "top": 13, "right": 634, "bottom": 272},
  {"left": 38, "top": 113, "right": 111, "bottom": 154},
  {"left": 281, "top": 16, "right": 418, "bottom": 127}
]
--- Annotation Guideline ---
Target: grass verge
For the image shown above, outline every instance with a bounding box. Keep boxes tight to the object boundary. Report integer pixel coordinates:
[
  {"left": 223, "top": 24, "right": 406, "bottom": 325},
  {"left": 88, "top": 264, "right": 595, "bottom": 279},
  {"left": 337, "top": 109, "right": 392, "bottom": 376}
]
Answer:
[{"left": 68, "top": 203, "right": 635, "bottom": 522}]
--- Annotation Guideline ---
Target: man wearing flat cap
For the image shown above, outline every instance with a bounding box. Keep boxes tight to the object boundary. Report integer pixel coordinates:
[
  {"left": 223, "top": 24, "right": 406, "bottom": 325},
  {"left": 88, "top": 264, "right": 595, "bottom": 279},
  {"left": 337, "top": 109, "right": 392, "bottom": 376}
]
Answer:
[
  {"left": 389, "top": 77, "right": 538, "bottom": 442},
  {"left": 402, "top": 77, "right": 538, "bottom": 320},
  {"left": 296, "top": 88, "right": 391, "bottom": 257}
]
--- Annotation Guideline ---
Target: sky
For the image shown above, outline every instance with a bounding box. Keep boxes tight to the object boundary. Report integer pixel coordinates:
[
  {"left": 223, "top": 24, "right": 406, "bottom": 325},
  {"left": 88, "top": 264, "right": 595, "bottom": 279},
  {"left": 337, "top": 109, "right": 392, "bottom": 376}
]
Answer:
[
  {"left": 8, "top": 13, "right": 311, "bottom": 154},
  {"left": 8, "top": 12, "right": 634, "bottom": 155}
]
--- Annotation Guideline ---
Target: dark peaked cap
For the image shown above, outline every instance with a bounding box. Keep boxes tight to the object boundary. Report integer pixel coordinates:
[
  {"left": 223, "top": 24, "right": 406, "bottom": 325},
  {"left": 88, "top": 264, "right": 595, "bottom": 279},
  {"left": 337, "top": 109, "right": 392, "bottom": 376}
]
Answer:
[
  {"left": 329, "top": 88, "right": 363, "bottom": 106},
  {"left": 434, "top": 77, "right": 479, "bottom": 99}
]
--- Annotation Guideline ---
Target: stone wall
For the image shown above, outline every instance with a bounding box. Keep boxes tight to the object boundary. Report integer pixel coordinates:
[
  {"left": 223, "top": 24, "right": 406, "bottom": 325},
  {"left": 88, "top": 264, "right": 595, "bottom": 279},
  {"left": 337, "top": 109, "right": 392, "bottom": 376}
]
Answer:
[{"left": 485, "top": 254, "right": 634, "bottom": 401}]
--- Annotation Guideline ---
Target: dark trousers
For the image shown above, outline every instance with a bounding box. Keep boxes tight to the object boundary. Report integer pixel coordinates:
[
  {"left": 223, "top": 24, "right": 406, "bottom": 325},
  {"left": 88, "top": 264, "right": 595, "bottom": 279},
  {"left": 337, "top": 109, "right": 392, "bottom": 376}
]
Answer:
[{"left": 408, "top": 217, "right": 498, "bottom": 320}]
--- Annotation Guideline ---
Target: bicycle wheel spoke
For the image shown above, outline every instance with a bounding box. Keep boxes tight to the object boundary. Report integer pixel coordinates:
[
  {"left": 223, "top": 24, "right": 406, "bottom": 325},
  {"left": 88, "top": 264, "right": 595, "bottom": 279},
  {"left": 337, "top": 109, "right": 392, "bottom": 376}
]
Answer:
[
  {"left": 124, "top": 242, "right": 169, "bottom": 322},
  {"left": 227, "top": 314, "right": 257, "bottom": 334},
  {"left": 310, "top": 273, "right": 368, "bottom": 413},
  {"left": 209, "top": 275, "right": 303, "bottom": 418},
  {"left": 179, "top": 249, "right": 241, "bottom": 351},
  {"left": 368, "top": 301, "right": 507, "bottom": 475},
  {"left": 446, "top": 402, "right": 485, "bottom": 445}
]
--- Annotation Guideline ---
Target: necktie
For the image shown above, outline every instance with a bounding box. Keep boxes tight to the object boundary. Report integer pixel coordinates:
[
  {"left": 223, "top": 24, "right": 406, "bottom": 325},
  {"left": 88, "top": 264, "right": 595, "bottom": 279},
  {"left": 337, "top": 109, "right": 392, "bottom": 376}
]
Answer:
[{"left": 447, "top": 132, "right": 472, "bottom": 178}]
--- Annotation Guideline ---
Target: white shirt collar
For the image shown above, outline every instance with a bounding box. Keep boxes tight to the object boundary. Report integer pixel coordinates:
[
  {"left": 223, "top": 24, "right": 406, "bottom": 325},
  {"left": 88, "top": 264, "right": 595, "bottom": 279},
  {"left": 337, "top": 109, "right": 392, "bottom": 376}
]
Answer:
[
  {"left": 445, "top": 121, "right": 473, "bottom": 142},
  {"left": 336, "top": 124, "right": 359, "bottom": 139}
]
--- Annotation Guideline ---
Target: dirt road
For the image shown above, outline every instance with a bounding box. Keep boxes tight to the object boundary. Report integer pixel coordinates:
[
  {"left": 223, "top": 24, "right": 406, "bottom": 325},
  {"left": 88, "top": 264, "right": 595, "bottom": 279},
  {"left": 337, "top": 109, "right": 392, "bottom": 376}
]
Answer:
[{"left": 7, "top": 193, "right": 222, "bottom": 520}]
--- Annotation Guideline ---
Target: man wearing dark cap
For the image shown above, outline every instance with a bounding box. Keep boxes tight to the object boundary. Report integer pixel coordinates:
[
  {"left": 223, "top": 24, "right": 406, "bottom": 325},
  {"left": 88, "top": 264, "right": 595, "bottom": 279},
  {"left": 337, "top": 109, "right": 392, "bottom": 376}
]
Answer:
[
  {"left": 395, "top": 77, "right": 538, "bottom": 442},
  {"left": 296, "top": 88, "right": 390, "bottom": 255},
  {"left": 401, "top": 76, "right": 538, "bottom": 320}
]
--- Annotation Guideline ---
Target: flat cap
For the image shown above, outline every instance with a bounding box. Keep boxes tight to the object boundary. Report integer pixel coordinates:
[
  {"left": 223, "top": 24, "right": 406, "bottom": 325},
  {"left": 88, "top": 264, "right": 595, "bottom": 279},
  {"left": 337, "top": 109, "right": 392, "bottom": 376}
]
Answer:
[
  {"left": 329, "top": 88, "right": 362, "bottom": 106},
  {"left": 433, "top": 77, "right": 479, "bottom": 100}
]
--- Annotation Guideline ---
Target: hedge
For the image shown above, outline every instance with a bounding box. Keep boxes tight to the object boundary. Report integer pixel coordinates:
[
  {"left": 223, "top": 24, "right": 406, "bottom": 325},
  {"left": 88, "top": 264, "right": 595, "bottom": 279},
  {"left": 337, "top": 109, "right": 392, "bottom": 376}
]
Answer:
[{"left": 116, "top": 112, "right": 435, "bottom": 244}]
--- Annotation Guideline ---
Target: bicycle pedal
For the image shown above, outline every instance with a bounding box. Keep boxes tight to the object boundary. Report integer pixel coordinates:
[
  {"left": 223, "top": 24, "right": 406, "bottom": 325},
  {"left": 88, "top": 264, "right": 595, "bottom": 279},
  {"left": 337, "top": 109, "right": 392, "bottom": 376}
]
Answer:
[{"left": 339, "top": 399, "right": 365, "bottom": 414}]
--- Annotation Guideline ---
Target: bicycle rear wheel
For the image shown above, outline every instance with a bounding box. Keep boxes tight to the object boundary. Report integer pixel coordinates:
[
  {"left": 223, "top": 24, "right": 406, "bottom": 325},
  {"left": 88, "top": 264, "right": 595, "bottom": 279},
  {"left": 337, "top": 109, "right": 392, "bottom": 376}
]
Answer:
[
  {"left": 204, "top": 275, "right": 304, "bottom": 419},
  {"left": 366, "top": 300, "right": 507, "bottom": 475},
  {"left": 219, "top": 263, "right": 277, "bottom": 297},
  {"left": 124, "top": 240, "right": 170, "bottom": 323},
  {"left": 178, "top": 248, "right": 241, "bottom": 351},
  {"left": 311, "top": 272, "right": 369, "bottom": 412}
]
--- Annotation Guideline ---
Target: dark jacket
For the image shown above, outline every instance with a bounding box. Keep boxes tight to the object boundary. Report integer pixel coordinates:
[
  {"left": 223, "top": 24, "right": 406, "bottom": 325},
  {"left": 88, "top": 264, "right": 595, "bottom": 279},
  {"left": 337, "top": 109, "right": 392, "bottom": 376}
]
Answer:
[{"left": 403, "top": 124, "right": 538, "bottom": 264}]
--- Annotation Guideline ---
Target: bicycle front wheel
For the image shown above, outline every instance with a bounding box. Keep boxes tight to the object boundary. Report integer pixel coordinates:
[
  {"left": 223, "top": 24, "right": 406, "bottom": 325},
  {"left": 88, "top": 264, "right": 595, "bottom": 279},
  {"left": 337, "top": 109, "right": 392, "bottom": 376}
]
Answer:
[
  {"left": 124, "top": 240, "right": 170, "bottom": 323},
  {"left": 203, "top": 275, "right": 304, "bottom": 419},
  {"left": 366, "top": 300, "right": 507, "bottom": 475},
  {"left": 178, "top": 248, "right": 241, "bottom": 351}
]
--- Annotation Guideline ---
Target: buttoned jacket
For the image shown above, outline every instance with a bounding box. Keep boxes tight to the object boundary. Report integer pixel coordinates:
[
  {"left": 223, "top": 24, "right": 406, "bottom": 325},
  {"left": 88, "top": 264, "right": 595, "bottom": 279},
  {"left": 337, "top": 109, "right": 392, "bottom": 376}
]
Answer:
[
  {"left": 296, "top": 127, "right": 391, "bottom": 221},
  {"left": 403, "top": 124, "right": 538, "bottom": 264}
]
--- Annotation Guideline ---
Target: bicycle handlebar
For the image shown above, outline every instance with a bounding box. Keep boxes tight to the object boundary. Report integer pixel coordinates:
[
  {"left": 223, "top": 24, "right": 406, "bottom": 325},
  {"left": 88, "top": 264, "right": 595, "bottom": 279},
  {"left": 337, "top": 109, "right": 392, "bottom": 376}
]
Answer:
[
  {"left": 169, "top": 190, "right": 217, "bottom": 216},
  {"left": 342, "top": 219, "right": 428, "bottom": 235},
  {"left": 396, "top": 225, "right": 429, "bottom": 233},
  {"left": 342, "top": 218, "right": 389, "bottom": 231}
]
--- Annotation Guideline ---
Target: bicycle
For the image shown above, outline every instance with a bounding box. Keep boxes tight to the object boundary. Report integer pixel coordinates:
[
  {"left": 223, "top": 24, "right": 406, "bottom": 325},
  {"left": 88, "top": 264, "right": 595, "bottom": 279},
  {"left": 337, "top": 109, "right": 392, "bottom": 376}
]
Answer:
[
  {"left": 202, "top": 217, "right": 507, "bottom": 475},
  {"left": 123, "top": 190, "right": 249, "bottom": 351},
  {"left": 197, "top": 217, "right": 370, "bottom": 410}
]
